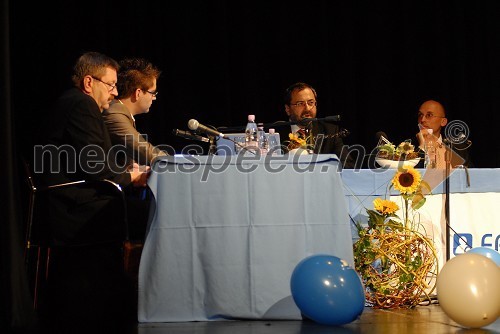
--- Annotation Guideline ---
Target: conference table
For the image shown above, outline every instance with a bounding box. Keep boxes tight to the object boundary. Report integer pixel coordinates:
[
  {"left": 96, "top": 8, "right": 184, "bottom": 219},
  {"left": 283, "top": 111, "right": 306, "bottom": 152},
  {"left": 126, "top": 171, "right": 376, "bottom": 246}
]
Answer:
[
  {"left": 139, "top": 154, "right": 500, "bottom": 323},
  {"left": 138, "top": 154, "right": 353, "bottom": 322}
]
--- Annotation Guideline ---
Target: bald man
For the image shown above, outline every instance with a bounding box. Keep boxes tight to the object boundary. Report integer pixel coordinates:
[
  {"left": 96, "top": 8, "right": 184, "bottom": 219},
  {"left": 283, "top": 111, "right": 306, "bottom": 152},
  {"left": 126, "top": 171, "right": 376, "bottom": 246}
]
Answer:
[
  {"left": 416, "top": 100, "right": 448, "bottom": 149},
  {"left": 416, "top": 100, "right": 472, "bottom": 167}
]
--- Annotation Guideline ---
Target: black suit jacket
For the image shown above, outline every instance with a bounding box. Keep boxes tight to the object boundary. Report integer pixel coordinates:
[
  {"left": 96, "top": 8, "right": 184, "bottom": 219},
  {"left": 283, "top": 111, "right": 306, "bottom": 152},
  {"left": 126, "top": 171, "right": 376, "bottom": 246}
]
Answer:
[
  {"left": 275, "top": 120, "right": 355, "bottom": 168},
  {"left": 40, "top": 88, "right": 130, "bottom": 186},
  {"left": 35, "top": 88, "right": 131, "bottom": 244}
]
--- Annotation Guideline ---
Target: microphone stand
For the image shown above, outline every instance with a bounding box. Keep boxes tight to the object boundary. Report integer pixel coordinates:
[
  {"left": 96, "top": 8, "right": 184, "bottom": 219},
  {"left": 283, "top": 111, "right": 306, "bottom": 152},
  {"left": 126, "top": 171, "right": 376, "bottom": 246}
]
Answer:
[
  {"left": 213, "top": 116, "right": 341, "bottom": 155},
  {"left": 216, "top": 122, "right": 287, "bottom": 133},
  {"left": 180, "top": 123, "right": 257, "bottom": 155},
  {"left": 217, "top": 135, "right": 257, "bottom": 156},
  {"left": 208, "top": 136, "right": 217, "bottom": 156},
  {"left": 444, "top": 143, "right": 452, "bottom": 262},
  {"left": 215, "top": 116, "right": 342, "bottom": 132},
  {"left": 265, "top": 116, "right": 341, "bottom": 128},
  {"left": 442, "top": 139, "right": 474, "bottom": 259},
  {"left": 207, "top": 135, "right": 256, "bottom": 156}
]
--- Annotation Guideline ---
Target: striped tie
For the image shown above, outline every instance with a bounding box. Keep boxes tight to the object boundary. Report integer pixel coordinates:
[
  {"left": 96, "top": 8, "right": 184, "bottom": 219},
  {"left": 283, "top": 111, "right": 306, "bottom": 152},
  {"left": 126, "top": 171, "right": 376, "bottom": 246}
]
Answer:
[{"left": 297, "top": 128, "right": 307, "bottom": 139}]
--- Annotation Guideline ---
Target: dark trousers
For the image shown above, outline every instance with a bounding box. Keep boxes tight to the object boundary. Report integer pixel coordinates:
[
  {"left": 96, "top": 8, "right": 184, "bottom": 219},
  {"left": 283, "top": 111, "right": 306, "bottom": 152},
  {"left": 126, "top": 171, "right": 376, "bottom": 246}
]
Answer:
[{"left": 39, "top": 243, "right": 137, "bottom": 334}]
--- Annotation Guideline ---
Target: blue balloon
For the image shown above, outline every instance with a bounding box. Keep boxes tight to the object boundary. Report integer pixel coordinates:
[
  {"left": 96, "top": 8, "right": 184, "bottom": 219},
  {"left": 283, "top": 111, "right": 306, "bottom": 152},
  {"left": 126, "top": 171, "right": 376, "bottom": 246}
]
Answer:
[
  {"left": 290, "top": 254, "right": 365, "bottom": 326},
  {"left": 467, "top": 247, "right": 500, "bottom": 266}
]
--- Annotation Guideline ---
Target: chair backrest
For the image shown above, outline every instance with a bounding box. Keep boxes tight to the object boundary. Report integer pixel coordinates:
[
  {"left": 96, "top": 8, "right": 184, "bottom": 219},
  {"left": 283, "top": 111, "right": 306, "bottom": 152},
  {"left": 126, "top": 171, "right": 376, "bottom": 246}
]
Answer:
[
  {"left": 20, "top": 156, "right": 130, "bottom": 311},
  {"left": 21, "top": 157, "right": 129, "bottom": 249},
  {"left": 21, "top": 156, "right": 46, "bottom": 252}
]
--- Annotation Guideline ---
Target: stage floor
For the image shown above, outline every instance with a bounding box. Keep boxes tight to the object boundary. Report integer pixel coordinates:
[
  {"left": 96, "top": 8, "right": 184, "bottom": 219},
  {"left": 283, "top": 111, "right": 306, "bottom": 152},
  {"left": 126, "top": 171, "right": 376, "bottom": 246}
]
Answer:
[{"left": 137, "top": 305, "right": 500, "bottom": 334}]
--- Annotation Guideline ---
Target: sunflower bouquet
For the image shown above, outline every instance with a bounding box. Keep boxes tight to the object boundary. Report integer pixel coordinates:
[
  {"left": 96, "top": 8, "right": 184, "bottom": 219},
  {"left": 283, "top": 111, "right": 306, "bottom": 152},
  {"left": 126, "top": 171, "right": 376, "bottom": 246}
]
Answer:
[
  {"left": 286, "top": 132, "right": 315, "bottom": 152},
  {"left": 353, "top": 166, "right": 438, "bottom": 309}
]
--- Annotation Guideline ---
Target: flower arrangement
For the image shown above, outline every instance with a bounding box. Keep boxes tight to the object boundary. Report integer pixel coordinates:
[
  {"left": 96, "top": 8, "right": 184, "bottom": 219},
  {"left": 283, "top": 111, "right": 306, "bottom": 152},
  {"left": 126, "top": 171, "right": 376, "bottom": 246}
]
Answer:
[
  {"left": 286, "top": 128, "right": 349, "bottom": 153},
  {"left": 377, "top": 140, "right": 419, "bottom": 161},
  {"left": 353, "top": 166, "right": 438, "bottom": 309},
  {"left": 286, "top": 132, "right": 314, "bottom": 152}
]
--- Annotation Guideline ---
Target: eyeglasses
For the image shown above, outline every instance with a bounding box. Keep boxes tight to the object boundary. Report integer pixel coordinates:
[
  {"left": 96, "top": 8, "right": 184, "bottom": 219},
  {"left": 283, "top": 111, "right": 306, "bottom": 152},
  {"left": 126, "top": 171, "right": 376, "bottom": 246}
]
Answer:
[
  {"left": 290, "top": 100, "right": 317, "bottom": 108},
  {"left": 144, "top": 89, "right": 158, "bottom": 97},
  {"left": 91, "top": 76, "right": 117, "bottom": 92},
  {"left": 417, "top": 112, "right": 445, "bottom": 119}
]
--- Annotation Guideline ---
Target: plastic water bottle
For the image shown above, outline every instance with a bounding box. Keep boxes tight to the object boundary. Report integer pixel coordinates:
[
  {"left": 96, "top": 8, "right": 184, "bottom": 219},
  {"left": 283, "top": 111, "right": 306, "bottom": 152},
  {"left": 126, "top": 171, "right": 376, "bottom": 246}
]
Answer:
[
  {"left": 258, "top": 126, "right": 268, "bottom": 156},
  {"left": 245, "top": 115, "right": 258, "bottom": 152},
  {"left": 425, "top": 129, "right": 437, "bottom": 168},
  {"left": 267, "top": 128, "right": 278, "bottom": 155}
]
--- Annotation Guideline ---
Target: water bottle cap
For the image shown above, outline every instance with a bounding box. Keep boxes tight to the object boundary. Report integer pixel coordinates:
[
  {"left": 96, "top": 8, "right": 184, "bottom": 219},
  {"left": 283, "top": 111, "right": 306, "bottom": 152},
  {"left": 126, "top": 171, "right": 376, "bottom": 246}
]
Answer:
[
  {"left": 268, "top": 128, "right": 275, "bottom": 134},
  {"left": 248, "top": 115, "right": 255, "bottom": 122}
]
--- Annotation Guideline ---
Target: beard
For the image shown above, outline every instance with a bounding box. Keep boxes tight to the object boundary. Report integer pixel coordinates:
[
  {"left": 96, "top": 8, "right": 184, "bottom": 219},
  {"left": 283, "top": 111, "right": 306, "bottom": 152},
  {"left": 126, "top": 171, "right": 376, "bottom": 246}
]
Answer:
[{"left": 290, "top": 111, "right": 315, "bottom": 123}]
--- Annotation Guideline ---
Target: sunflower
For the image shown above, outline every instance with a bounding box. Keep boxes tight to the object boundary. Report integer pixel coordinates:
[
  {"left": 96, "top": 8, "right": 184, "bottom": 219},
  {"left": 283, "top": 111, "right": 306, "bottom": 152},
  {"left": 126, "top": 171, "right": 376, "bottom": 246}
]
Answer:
[
  {"left": 392, "top": 166, "right": 421, "bottom": 194},
  {"left": 287, "top": 133, "right": 307, "bottom": 149},
  {"left": 377, "top": 140, "right": 420, "bottom": 161},
  {"left": 397, "top": 141, "right": 415, "bottom": 155},
  {"left": 373, "top": 198, "right": 399, "bottom": 215}
]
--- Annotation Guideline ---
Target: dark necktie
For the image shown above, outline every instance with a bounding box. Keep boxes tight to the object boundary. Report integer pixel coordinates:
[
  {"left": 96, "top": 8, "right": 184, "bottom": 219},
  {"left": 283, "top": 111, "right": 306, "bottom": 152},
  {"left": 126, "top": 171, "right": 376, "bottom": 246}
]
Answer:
[{"left": 297, "top": 128, "right": 307, "bottom": 139}]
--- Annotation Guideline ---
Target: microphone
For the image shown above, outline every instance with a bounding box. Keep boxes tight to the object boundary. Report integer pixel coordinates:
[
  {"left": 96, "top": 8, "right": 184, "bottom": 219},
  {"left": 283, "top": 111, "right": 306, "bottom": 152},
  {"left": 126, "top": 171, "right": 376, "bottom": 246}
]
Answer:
[
  {"left": 298, "top": 115, "right": 341, "bottom": 125},
  {"left": 375, "top": 131, "right": 388, "bottom": 141},
  {"left": 375, "top": 131, "right": 390, "bottom": 145},
  {"left": 172, "top": 129, "right": 210, "bottom": 143},
  {"left": 187, "top": 119, "right": 225, "bottom": 138},
  {"left": 323, "top": 115, "right": 341, "bottom": 122}
]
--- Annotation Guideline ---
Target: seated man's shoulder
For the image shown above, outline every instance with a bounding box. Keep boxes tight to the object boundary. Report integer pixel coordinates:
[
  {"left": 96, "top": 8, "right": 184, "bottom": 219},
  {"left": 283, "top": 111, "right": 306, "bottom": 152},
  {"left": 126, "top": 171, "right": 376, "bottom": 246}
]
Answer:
[
  {"left": 103, "top": 101, "right": 128, "bottom": 116},
  {"left": 58, "top": 87, "right": 92, "bottom": 105},
  {"left": 56, "top": 88, "right": 101, "bottom": 118}
]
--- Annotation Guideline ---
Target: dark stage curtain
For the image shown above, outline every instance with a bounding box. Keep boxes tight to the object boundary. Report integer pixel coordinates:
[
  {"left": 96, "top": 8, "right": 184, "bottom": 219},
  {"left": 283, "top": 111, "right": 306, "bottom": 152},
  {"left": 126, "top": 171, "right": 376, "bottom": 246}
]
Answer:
[
  {"left": 1, "top": 0, "right": 38, "bottom": 331},
  {"left": 10, "top": 1, "right": 500, "bottom": 168}
]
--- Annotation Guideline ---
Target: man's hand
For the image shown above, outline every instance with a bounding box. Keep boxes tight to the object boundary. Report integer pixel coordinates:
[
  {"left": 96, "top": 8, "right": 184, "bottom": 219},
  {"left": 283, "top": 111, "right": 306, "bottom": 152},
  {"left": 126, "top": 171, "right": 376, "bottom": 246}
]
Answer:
[
  {"left": 416, "top": 129, "right": 428, "bottom": 149},
  {"left": 129, "top": 163, "right": 150, "bottom": 187}
]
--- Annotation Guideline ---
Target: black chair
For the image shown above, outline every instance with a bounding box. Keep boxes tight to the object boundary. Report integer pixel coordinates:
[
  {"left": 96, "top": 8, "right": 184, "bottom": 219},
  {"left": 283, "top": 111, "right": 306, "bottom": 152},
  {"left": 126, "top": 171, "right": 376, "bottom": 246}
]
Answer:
[{"left": 21, "top": 158, "right": 129, "bottom": 310}]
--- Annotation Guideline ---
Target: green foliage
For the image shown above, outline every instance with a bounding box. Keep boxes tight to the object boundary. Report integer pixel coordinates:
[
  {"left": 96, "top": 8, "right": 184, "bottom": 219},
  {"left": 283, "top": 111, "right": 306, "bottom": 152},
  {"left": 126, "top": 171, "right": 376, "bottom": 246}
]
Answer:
[{"left": 353, "top": 196, "right": 437, "bottom": 308}]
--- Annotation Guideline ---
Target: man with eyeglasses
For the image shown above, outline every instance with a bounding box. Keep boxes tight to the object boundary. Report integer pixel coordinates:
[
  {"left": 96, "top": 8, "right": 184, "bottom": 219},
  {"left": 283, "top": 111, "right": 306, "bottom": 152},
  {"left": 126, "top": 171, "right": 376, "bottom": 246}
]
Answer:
[
  {"left": 278, "top": 82, "right": 354, "bottom": 168},
  {"left": 103, "top": 58, "right": 167, "bottom": 166},
  {"left": 35, "top": 52, "right": 151, "bottom": 330},
  {"left": 40, "top": 51, "right": 150, "bottom": 191},
  {"left": 416, "top": 100, "right": 448, "bottom": 149},
  {"left": 416, "top": 99, "right": 472, "bottom": 167}
]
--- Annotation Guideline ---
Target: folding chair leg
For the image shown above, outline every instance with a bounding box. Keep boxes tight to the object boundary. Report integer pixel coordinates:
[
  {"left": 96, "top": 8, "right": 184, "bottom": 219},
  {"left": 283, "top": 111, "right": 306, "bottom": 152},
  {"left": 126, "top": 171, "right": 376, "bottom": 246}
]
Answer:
[{"left": 32, "top": 247, "right": 50, "bottom": 310}]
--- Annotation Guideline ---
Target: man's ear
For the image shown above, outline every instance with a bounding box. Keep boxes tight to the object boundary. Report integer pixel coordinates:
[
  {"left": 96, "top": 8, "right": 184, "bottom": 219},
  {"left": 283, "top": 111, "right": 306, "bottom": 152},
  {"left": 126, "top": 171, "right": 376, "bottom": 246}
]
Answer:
[
  {"left": 441, "top": 117, "right": 448, "bottom": 127},
  {"left": 285, "top": 105, "right": 290, "bottom": 116},
  {"left": 82, "top": 75, "right": 93, "bottom": 94},
  {"left": 132, "top": 88, "right": 141, "bottom": 102}
]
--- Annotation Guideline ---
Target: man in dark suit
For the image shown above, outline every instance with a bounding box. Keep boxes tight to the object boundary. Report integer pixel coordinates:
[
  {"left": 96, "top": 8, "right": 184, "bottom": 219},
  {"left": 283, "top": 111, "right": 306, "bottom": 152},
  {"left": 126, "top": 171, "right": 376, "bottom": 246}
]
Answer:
[
  {"left": 276, "top": 82, "right": 355, "bottom": 168},
  {"left": 34, "top": 52, "right": 149, "bottom": 330},
  {"left": 37, "top": 52, "right": 150, "bottom": 243},
  {"left": 416, "top": 99, "right": 473, "bottom": 168}
]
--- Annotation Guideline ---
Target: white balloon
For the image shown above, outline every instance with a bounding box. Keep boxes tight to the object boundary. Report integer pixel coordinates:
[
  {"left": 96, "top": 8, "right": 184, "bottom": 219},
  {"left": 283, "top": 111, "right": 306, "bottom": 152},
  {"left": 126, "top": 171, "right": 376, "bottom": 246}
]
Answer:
[{"left": 437, "top": 253, "right": 500, "bottom": 328}]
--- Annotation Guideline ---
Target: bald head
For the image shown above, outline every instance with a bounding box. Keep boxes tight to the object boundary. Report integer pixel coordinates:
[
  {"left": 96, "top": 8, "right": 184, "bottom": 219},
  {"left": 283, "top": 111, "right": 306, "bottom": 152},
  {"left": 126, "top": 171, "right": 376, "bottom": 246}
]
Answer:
[
  {"left": 418, "top": 99, "right": 448, "bottom": 136},
  {"left": 419, "top": 100, "right": 445, "bottom": 117}
]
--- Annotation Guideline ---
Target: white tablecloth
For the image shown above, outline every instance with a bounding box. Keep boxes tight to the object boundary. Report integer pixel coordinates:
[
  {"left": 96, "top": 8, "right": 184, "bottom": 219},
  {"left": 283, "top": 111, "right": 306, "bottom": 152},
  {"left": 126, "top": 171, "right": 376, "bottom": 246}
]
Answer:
[{"left": 139, "top": 154, "right": 353, "bottom": 322}]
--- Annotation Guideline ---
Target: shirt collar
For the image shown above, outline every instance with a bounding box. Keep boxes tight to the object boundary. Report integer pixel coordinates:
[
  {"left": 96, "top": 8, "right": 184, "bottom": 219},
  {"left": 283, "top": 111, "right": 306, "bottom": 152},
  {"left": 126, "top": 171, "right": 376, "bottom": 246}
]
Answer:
[{"left": 291, "top": 124, "right": 301, "bottom": 133}]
